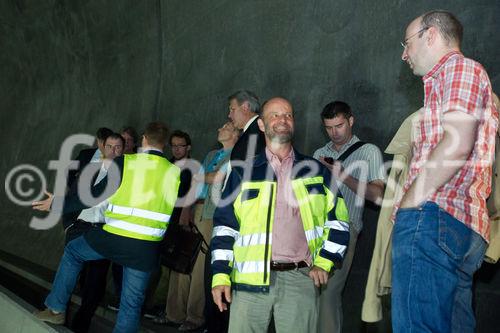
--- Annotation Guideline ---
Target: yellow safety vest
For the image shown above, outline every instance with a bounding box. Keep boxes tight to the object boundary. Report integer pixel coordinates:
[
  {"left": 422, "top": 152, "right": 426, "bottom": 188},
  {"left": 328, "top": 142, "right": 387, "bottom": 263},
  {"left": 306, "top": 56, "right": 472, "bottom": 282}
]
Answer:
[
  {"left": 212, "top": 176, "right": 349, "bottom": 288},
  {"left": 104, "top": 153, "right": 180, "bottom": 241}
]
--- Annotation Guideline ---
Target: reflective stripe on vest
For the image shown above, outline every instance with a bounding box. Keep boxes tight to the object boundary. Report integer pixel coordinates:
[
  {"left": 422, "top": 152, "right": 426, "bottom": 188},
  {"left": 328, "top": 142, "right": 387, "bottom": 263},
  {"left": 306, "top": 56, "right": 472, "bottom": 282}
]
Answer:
[
  {"left": 103, "top": 153, "right": 180, "bottom": 242},
  {"left": 235, "top": 232, "right": 270, "bottom": 247},
  {"left": 234, "top": 260, "right": 266, "bottom": 274},
  {"left": 323, "top": 240, "right": 347, "bottom": 257},
  {"left": 212, "top": 225, "right": 239, "bottom": 239},
  {"left": 325, "top": 219, "right": 349, "bottom": 232},
  {"left": 105, "top": 217, "right": 167, "bottom": 238},
  {"left": 107, "top": 204, "right": 171, "bottom": 223},
  {"left": 304, "top": 226, "right": 324, "bottom": 243},
  {"left": 211, "top": 249, "right": 234, "bottom": 263}
]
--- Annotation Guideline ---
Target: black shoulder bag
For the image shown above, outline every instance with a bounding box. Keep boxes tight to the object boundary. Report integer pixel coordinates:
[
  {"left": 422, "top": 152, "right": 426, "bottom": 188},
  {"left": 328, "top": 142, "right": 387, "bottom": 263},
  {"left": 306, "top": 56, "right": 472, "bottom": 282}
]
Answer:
[{"left": 160, "top": 223, "right": 209, "bottom": 275}]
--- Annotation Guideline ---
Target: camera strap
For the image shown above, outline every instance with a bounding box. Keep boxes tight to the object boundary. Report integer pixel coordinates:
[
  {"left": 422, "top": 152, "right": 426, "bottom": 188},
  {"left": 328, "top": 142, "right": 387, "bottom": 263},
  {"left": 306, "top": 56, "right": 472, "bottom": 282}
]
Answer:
[{"left": 337, "top": 141, "right": 366, "bottom": 162}]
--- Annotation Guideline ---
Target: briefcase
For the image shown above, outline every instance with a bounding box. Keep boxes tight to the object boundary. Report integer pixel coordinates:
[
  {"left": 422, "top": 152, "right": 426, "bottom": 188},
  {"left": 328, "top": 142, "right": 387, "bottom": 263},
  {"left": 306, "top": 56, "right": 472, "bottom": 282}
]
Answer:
[{"left": 160, "top": 223, "right": 208, "bottom": 274}]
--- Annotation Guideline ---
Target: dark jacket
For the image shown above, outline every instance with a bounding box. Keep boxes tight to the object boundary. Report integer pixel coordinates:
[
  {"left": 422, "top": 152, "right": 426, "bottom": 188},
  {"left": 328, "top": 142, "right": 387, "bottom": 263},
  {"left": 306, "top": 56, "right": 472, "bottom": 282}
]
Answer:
[
  {"left": 67, "top": 148, "right": 99, "bottom": 189},
  {"left": 62, "top": 148, "right": 99, "bottom": 232},
  {"left": 211, "top": 149, "right": 350, "bottom": 292},
  {"left": 230, "top": 117, "right": 266, "bottom": 163}
]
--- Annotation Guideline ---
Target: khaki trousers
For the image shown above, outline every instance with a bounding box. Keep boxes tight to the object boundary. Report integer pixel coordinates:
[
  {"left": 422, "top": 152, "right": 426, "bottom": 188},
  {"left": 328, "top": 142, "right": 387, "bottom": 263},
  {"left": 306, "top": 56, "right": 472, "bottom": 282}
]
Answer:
[
  {"left": 229, "top": 268, "right": 319, "bottom": 333},
  {"left": 166, "top": 204, "right": 213, "bottom": 326}
]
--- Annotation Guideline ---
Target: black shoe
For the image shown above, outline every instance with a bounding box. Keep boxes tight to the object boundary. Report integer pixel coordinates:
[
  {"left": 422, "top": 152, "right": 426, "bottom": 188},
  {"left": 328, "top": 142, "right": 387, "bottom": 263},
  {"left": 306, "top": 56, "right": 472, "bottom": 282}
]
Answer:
[
  {"left": 143, "top": 308, "right": 158, "bottom": 319},
  {"left": 107, "top": 299, "right": 120, "bottom": 311},
  {"left": 143, "top": 305, "right": 166, "bottom": 319}
]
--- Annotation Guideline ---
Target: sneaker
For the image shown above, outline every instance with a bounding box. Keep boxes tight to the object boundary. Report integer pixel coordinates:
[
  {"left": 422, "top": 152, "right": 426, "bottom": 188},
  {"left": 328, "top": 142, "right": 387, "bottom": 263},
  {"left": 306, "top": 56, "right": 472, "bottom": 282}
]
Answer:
[
  {"left": 179, "top": 321, "right": 203, "bottom": 331},
  {"left": 33, "top": 308, "right": 65, "bottom": 325}
]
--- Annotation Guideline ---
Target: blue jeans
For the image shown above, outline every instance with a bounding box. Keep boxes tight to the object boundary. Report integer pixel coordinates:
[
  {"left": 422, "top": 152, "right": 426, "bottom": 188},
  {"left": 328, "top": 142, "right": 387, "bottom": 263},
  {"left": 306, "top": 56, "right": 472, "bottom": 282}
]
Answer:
[
  {"left": 45, "top": 236, "right": 151, "bottom": 333},
  {"left": 392, "top": 202, "right": 486, "bottom": 333}
]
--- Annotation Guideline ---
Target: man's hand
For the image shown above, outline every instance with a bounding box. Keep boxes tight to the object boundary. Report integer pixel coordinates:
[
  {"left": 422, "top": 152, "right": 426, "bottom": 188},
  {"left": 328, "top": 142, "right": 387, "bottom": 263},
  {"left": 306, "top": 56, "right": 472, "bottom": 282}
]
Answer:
[
  {"left": 330, "top": 160, "right": 344, "bottom": 179},
  {"left": 319, "top": 157, "right": 344, "bottom": 179},
  {"left": 309, "top": 266, "right": 329, "bottom": 287},
  {"left": 212, "top": 285, "right": 231, "bottom": 312},
  {"left": 320, "top": 156, "right": 384, "bottom": 205},
  {"left": 32, "top": 191, "right": 54, "bottom": 212},
  {"left": 318, "top": 157, "right": 333, "bottom": 171}
]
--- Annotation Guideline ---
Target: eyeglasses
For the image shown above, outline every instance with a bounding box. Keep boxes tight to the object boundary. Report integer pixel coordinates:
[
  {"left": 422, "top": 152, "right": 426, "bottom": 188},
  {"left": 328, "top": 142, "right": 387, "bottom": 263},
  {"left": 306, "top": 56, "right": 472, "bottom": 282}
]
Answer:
[
  {"left": 401, "top": 26, "right": 429, "bottom": 49},
  {"left": 171, "top": 144, "right": 188, "bottom": 149}
]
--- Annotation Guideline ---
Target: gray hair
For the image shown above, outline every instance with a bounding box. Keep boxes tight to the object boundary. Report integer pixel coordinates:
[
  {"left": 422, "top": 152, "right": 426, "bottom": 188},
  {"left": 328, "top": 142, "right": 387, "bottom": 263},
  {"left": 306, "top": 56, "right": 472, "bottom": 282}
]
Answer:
[
  {"left": 421, "top": 10, "right": 463, "bottom": 46},
  {"left": 228, "top": 90, "right": 261, "bottom": 114}
]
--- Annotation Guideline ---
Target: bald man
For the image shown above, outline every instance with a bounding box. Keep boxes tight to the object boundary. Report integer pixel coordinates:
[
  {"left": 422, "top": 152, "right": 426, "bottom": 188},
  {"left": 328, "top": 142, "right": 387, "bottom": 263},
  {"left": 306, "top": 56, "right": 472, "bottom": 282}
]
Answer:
[{"left": 210, "top": 97, "right": 350, "bottom": 332}]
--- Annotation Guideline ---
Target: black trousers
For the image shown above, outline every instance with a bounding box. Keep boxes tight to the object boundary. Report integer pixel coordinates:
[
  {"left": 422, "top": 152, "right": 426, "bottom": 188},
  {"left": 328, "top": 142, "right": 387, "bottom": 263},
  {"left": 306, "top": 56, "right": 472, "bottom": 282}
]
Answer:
[
  {"left": 64, "top": 220, "right": 110, "bottom": 333},
  {"left": 111, "top": 262, "right": 124, "bottom": 298},
  {"left": 204, "top": 250, "right": 229, "bottom": 333},
  {"left": 71, "top": 259, "right": 111, "bottom": 333}
]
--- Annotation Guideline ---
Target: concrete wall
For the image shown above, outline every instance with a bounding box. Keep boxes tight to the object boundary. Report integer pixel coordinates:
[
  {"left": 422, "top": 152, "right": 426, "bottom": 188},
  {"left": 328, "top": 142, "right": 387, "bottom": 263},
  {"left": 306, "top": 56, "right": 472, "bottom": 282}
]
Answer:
[
  {"left": 0, "top": 0, "right": 498, "bottom": 284},
  {"left": 0, "top": 0, "right": 162, "bottom": 268}
]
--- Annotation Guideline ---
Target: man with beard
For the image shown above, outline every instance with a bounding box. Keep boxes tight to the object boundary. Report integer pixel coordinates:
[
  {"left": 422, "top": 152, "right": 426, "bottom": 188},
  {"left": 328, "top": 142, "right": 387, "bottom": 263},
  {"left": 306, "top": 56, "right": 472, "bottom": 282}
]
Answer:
[{"left": 211, "top": 97, "right": 350, "bottom": 332}]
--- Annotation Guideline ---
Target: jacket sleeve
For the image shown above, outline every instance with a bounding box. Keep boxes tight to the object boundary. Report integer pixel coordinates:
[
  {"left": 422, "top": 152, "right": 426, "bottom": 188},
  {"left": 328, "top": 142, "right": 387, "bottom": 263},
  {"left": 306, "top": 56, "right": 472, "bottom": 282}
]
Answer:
[
  {"left": 313, "top": 166, "right": 350, "bottom": 272},
  {"left": 211, "top": 168, "right": 242, "bottom": 288}
]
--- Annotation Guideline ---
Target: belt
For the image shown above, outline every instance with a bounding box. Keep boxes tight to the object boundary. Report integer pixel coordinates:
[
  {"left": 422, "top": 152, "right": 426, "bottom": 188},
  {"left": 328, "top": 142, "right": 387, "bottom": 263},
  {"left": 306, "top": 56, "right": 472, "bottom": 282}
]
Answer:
[
  {"left": 76, "top": 220, "right": 105, "bottom": 227},
  {"left": 195, "top": 199, "right": 205, "bottom": 204},
  {"left": 270, "top": 261, "right": 308, "bottom": 271}
]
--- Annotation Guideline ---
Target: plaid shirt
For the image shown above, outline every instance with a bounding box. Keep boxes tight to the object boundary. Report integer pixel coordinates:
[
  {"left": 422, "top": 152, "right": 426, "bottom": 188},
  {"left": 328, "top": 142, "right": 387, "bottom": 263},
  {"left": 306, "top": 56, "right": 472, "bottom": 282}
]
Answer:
[{"left": 394, "top": 51, "right": 498, "bottom": 241}]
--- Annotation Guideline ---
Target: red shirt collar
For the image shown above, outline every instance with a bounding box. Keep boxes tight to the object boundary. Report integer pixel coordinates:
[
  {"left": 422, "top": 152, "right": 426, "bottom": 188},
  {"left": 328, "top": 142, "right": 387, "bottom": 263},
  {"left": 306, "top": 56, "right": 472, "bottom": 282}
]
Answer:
[{"left": 423, "top": 50, "right": 462, "bottom": 81}]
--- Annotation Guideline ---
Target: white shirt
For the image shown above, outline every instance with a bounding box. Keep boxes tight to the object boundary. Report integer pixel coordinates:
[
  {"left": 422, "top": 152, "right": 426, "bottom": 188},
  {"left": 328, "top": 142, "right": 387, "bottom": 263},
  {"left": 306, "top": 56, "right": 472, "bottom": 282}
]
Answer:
[{"left": 77, "top": 163, "right": 108, "bottom": 223}]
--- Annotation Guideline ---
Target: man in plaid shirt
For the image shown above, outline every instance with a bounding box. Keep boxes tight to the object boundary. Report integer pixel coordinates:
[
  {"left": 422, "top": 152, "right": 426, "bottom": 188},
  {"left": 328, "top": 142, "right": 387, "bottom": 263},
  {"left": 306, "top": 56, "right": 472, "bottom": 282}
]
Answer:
[{"left": 393, "top": 10, "right": 498, "bottom": 333}]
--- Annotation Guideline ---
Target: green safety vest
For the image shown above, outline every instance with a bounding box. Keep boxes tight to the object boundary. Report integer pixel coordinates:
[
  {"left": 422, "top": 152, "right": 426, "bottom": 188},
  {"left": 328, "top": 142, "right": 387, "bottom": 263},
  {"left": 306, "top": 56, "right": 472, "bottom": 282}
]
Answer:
[
  {"left": 103, "top": 153, "right": 180, "bottom": 241},
  {"left": 213, "top": 176, "right": 349, "bottom": 288}
]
